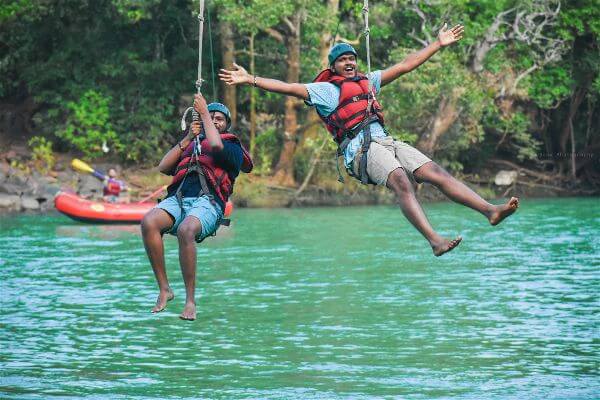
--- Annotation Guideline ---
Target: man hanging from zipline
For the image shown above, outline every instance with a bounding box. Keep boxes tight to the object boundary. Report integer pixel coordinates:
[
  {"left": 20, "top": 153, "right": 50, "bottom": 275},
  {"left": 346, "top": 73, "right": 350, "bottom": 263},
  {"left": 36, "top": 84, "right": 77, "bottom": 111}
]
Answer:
[
  {"left": 141, "top": 0, "right": 252, "bottom": 320},
  {"left": 219, "top": 22, "right": 518, "bottom": 257},
  {"left": 141, "top": 95, "right": 252, "bottom": 320}
]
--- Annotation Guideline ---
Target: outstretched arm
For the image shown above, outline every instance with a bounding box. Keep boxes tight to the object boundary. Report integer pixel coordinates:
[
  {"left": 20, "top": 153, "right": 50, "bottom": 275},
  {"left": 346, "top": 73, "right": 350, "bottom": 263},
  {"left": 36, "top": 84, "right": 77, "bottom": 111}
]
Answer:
[
  {"left": 381, "top": 23, "right": 464, "bottom": 87},
  {"left": 219, "top": 63, "right": 309, "bottom": 100}
]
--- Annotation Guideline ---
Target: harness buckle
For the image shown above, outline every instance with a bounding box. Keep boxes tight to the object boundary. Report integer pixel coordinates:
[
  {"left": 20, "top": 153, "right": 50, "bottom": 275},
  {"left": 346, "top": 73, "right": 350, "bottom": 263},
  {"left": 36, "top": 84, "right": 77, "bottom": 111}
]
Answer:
[{"left": 352, "top": 95, "right": 359, "bottom": 102}]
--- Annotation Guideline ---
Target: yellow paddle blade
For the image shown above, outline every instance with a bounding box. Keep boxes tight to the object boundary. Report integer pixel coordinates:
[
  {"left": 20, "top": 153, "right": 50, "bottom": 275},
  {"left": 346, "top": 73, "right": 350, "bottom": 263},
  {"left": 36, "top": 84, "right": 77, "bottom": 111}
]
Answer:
[{"left": 71, "top": 159, "right": 95, "bottom": 174}]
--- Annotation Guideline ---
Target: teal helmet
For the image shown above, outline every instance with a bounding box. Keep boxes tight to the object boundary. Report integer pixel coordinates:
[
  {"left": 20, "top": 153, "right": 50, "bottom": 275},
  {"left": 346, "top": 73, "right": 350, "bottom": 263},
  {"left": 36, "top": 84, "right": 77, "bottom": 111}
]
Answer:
[
  {"left": 207, "top": 102, "right": 231, "bottom": 130},
  {"left": 328, "top": 43, "right": 358, "bottom": 66}
]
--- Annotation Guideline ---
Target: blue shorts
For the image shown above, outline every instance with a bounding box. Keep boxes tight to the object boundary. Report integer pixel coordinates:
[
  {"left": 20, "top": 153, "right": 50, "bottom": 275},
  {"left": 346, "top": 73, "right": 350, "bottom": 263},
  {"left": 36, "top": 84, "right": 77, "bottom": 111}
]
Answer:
[{"left": 156, "top": 195, "right": 223, "bottom": 241}]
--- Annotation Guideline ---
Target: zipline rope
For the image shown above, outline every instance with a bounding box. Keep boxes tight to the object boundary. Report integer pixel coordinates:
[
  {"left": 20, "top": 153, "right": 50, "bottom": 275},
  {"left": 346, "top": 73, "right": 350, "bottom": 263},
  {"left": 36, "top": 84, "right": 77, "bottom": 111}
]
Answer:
[
  {"left": 195, "top": 0, "right": 205, "bottom": 94},
  {"left": 181, "top": 0, "right": 206, "bottom": 142},
  {"left": 362, "top": 0, "right": 374, "bottom": 112},
  {"left": 191, "top": 0, "right": 206, "bottom": 156}
]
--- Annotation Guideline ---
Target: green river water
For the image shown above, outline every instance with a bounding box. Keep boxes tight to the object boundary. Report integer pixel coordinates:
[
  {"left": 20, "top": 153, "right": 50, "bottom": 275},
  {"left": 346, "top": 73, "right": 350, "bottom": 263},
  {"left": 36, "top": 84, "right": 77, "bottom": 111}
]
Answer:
[{"left": 1, "top": 198, "right": 598, "bottom": 399}]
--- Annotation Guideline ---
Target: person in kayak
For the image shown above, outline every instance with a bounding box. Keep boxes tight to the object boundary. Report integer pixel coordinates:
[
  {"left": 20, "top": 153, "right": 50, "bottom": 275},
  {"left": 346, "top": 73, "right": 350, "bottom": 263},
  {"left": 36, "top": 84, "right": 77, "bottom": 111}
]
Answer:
[
  {"left": 92, "top": 167, "right": 129, "bottom": 203},
  {"left": 219, "top": 24, "right": 518, "bottom": 257},
  {"left": 141, "top": 94, "right": 252, "bottom": 320}
]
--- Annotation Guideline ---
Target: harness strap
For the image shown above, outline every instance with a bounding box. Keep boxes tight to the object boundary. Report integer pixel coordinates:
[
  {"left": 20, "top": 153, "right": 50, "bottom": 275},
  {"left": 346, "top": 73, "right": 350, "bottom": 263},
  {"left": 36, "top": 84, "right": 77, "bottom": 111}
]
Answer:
[
  {"left": 334, "top": 114, "right": 380, "bottom": 183},
  {"left": 359, "top": 122, "right": 372, "bottom": 185},
  {"left": 196, "top": 168, "right": 215, "bottom": 203},
  {"left": 174, "top": 162, "right": 231, "bottom": 243}
]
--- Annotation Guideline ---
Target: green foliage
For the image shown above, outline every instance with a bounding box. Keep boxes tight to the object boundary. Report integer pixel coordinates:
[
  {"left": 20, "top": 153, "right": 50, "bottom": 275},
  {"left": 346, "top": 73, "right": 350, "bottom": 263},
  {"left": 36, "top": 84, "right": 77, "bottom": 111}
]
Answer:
[
  {"left": 485, "top": 110, "right": 541, "bottom": 162},
  {"left": 112, "top": 0, "right": 163, "bottom": 22},
  {"left": 28, "top": 136, "right": 55, "bottom": 173},
  {"left": 57, "top": 90, "right": 121, "bottom": 158},
  {"left": 1, "top": 0, "right": 597, "bottom": 185},
  {"left": 214, "top": 0, "right": 295, "bottom": 35},
  {"left": 253, "top": 127, "right": 280, "bottom": 176},
  {"left": 292, "top": 136, "right": 334, "bottom": 184},
  {"left": 529, "top": 66, "right": 574, "bottom": 108},
  {"left": 381, "top": 48, "right": 489, "bottom": 170}
]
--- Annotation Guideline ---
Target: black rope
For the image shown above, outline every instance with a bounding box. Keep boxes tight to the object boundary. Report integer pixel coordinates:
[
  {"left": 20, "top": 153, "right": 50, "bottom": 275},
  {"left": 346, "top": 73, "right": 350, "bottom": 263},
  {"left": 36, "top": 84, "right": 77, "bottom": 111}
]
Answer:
[{"left": 207, "top": 3, "right": 217, "bottom": 100}]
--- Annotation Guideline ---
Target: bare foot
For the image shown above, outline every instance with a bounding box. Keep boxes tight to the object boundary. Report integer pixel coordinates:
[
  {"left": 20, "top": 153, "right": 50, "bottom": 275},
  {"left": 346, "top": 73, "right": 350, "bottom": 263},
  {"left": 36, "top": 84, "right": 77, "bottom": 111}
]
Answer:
[
  {"left": 431, "top": 236, "right": 462, "bottom": 257},
  {"left": 151, "top": 288, "right": 174, "bottom": 313},
  {"left": 489, "top": 197, "right": 519, "bottom": 226},
  {"left": 179, "top": 302, "right": 196, "bottom": 321}
]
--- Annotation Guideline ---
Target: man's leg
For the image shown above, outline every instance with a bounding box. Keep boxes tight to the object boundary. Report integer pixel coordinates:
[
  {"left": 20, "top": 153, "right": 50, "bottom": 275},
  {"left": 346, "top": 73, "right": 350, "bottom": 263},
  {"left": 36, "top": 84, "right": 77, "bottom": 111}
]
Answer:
[
  {"left": 413, "top": 161, "right": 519, "bottom": 225},
  {"left": 141, "top": 208, "right": 175, "bottom": 312},
  {"left": 176, "top": 216, "right": 202, "bottom": 321},
  {"left": 387, "top": 167, "right": 462, "bottom": 256}
]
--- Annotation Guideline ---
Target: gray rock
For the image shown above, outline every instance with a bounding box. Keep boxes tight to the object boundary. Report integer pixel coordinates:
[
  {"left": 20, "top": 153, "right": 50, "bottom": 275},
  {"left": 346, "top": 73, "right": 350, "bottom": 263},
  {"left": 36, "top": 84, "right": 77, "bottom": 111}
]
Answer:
[
  {"left": 0, "top": 194, "right": 21, "bottom": 210},
  {"left": 77, "top": 175, "right": 102, "bottom": 197},
  {"left": 494, "top": 170, "right": 518, "bottom": 186},
  {"left": 0, "top": 182, "right": 23, "bottom": 195},
  {"left": 21, "top": 196, "right": 40, "bottom": 210},
  {"left": 36, "top": 182, "right": 61, "bottom": 203}
]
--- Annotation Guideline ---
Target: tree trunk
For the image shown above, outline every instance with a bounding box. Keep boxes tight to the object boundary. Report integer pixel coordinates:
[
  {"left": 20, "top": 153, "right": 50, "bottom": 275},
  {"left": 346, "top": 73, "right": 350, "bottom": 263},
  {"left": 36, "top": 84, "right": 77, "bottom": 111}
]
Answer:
[
  {"left": 219, "top": 20, "right": 237, "bottom": 127},
  {"left": 558, "top": 86, "right": 587, "bottom": 176},
  {"left": 469, "top": 9, "right": 510, "bottom": 73},
  {"left": 471, "top": 40, "right": 494, "bottom": 73},
  {"left": 272, "top": 14, "right": 301, "bottom": 187},
  {"left": 302, "top": 0, "right": 339, "bottom": 144},
  {"left": 416, "top": 90, "right": 462, "bottom": 156}
]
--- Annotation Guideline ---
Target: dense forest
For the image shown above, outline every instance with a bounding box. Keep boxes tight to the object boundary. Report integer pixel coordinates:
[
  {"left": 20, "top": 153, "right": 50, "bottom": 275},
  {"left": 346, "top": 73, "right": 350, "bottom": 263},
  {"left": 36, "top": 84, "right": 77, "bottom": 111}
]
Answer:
[{"left": 1, "top": 0, "right": 598, "bottom": 193}]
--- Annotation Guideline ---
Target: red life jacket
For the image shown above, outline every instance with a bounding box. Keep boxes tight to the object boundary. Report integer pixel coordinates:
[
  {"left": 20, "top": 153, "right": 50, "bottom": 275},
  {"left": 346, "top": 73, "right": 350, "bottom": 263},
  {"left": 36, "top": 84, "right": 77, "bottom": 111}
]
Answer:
[
  {"left": 170, "top": 133, "right": 253, "bottom": 205},
  {"left": 313, "top": 69, "right": 384, "bottom": 144},
  {"left": 103, "top": 179, "right": 122, "bottom": 196}
]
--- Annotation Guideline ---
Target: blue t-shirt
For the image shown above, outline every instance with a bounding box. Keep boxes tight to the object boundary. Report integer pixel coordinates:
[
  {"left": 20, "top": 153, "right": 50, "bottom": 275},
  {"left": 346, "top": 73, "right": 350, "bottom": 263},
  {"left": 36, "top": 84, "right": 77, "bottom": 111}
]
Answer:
[{"left": 304, "top": 70, "right": 386, "bottom": 168}]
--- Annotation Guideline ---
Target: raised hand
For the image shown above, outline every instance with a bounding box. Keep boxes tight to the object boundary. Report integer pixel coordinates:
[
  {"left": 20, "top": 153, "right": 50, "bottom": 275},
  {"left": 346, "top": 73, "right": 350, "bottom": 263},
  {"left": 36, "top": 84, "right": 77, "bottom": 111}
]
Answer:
[
  {"left": 438, "top": 23, "right": 464, "bottom": 47},
  {"left": 193, "top": 93, "right": 207, "bottom": 114},
  {"left": 219, "top": 62, "right": 251, "bottom": 86}
]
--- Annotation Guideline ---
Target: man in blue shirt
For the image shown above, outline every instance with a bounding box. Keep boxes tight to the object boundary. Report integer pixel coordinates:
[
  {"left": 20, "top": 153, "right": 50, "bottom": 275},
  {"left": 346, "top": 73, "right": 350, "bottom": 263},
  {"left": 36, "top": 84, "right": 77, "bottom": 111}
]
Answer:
[
  {"left": 141, "top": 95, "right": 247, "bottom": 320},
  {"left": 219, "top": 24, "right": 518, "bottom": 257}
]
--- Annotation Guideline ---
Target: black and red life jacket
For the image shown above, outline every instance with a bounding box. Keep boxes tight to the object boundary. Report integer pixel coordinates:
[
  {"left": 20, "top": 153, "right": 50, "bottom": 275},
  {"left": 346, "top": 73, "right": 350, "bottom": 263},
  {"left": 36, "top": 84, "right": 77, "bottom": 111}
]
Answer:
[
  {"left": 103, "top": 179, "right": 122, "bottom": 196},
  {"left": 170, "top": 133, "right": 253, "bottom": 205},
  {"left": 313, "top": 69, "right": 384, "bottom": 144}
]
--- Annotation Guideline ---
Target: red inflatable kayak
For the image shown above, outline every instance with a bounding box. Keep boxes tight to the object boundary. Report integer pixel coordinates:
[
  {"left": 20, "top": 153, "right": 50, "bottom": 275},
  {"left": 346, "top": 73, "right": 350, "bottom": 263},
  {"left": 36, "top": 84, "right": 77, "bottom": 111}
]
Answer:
[{"left": 54, "top": 191, "right": 233, "bottom": 224}]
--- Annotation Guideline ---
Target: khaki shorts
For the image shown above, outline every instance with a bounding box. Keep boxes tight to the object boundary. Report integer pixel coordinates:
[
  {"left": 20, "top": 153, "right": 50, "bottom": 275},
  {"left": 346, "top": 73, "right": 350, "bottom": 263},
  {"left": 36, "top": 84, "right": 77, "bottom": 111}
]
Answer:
[{"left": 352, "top": 137, "right": 431, "bottom": 186}]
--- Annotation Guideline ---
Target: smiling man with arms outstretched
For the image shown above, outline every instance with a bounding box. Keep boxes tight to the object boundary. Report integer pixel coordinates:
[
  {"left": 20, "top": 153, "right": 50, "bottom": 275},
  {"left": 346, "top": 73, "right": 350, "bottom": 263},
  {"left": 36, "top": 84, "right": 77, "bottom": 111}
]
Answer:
[{"left": 220, "top": 24, "right": 518, "bottom": 256}]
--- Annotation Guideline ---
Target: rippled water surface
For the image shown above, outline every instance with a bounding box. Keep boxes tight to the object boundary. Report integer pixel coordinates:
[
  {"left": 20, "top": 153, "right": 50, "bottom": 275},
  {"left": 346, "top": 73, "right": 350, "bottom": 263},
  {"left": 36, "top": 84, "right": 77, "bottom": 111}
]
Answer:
[{"left": 1, "top": 198, "right": 599, "bottom": 399}]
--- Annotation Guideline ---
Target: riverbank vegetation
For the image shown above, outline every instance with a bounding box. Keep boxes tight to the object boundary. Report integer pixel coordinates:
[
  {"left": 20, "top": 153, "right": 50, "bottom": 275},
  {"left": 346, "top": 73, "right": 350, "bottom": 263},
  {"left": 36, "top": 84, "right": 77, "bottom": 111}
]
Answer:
[{"left": 1, "top": 0, "right": 598, "bottom": 201}]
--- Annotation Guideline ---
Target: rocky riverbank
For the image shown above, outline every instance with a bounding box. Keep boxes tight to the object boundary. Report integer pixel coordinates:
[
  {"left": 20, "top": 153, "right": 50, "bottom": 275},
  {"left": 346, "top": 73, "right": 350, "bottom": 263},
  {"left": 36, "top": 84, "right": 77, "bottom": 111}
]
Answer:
[{"left": 1, "top": 148, "right": 596, "bottom": 216}]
